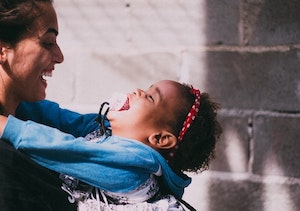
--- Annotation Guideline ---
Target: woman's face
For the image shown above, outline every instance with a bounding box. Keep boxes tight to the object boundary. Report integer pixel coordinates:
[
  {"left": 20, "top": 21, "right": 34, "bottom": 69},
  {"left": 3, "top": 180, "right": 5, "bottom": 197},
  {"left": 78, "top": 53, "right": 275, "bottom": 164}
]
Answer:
[{"left": 4, "top": 3, "right": 64, "bottom": 102}]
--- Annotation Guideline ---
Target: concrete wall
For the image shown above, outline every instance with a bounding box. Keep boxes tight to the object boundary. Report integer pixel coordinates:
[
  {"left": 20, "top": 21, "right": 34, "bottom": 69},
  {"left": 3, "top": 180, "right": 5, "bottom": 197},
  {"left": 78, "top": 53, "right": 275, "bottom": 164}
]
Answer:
[{"left": 48, "top": 0, "right": 300, "bottom": 210}]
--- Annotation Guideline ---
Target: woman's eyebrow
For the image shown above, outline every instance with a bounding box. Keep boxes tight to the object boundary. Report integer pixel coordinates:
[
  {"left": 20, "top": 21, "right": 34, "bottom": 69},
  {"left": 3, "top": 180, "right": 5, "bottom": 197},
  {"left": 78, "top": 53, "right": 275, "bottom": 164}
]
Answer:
[{"left": 46, "top": 28, "right": 58, "bottom": 36}]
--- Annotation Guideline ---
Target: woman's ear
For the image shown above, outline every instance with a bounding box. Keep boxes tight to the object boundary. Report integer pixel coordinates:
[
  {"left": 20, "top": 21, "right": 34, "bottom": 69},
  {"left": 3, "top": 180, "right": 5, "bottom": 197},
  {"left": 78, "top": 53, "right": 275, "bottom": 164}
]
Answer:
[
  {"left": 0, "top": 45, "right": 4, "bottom": 63},
  {"left": 148, "top": 131, "right": 177, "bottom": 149},
  {"left": 0, "top": 43, "right": 9, "bottom": 64}
]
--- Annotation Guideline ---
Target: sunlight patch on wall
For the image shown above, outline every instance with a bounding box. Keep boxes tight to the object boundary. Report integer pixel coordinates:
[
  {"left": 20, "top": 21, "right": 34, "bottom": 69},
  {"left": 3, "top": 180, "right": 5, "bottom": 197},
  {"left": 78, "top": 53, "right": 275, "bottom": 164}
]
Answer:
[
  {"left": 263, "top": 182, "right": 293, "bottom": 211},
  {"left": 224, "top": 127, "right": 247, "bottom": 172},
  {"left": 262, "top": 155, "right": 294, "bottom": 211},
  {"left": 183, "top": 172, "right": 210, "bottom": 211}
]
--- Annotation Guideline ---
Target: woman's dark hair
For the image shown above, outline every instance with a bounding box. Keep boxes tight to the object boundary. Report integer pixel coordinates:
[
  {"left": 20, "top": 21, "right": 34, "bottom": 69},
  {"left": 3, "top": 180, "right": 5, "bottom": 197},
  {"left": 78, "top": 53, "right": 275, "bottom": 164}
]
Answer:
[
  {"left": 166, "top": 84, "right": 222, "bottom": 174},
  {"left": 0, "top": 0, "right": 53, "bottom": 46}
]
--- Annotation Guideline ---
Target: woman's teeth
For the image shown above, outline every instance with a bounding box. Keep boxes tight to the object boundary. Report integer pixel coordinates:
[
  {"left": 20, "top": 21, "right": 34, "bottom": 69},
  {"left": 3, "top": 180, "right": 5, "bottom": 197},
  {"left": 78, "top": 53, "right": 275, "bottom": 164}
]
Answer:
[{"left": 41, "top": 71, "right": 52, "bottom": 80}]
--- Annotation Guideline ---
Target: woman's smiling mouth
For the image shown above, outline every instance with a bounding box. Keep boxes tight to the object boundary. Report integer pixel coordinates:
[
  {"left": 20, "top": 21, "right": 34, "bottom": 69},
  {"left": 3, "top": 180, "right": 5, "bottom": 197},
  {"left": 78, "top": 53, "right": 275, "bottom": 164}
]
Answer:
[{"left": 40, "top": 70, "right": 53, "bottom": 81}]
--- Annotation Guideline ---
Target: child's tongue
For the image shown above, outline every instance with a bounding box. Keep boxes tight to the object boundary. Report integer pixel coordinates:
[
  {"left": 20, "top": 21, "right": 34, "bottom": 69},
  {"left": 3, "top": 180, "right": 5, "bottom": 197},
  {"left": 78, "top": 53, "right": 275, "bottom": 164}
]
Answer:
[{"left": 108, "top": 93, "right": 129, "bottom": 111}]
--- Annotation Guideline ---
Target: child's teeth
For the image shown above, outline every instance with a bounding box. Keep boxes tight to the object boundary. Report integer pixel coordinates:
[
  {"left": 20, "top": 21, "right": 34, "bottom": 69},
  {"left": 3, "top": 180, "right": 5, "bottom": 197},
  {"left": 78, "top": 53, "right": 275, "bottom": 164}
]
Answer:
[{"left": 108, "top": 93, "right": 128, "bottom": 111}]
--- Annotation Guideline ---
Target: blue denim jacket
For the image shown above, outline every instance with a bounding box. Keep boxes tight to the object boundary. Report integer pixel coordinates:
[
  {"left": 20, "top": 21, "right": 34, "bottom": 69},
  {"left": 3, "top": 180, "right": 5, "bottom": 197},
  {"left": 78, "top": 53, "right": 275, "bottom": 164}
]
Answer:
[{"left": 4, "top": 100, "right": 191, "bottom": 198}]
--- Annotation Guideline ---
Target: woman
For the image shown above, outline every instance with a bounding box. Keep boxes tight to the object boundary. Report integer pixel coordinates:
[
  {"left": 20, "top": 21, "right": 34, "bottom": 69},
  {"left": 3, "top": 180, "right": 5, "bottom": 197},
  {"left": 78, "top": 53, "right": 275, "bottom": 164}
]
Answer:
[
  {"left": 0, "top": 0, "right": 84, "bottom": 210},
  {"left": 0, "top": 0, "right": 63, "bottom": 115}
]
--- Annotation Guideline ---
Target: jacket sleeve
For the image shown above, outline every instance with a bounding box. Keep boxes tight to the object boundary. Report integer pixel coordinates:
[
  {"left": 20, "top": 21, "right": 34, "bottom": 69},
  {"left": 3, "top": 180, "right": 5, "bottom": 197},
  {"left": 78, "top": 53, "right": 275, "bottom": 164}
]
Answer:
[
  {"left": 1, "top": 115, "right": 153, "bottom": 193},
  {"left": 16, "top": 100, "right": 101, "bottom": 137}
]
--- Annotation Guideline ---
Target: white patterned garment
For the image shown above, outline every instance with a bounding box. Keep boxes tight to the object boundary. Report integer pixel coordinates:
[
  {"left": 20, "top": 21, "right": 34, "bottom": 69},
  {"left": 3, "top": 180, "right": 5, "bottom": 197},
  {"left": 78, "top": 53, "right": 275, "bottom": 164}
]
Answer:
[
  {"left": 60, "top": 174, "right": 186, "bottom": 210},
  {"left": 77, "top": 189, "right": 185, "bottom": 211},
  {"left": 61, "top": 129, "right": 188, "bottom": 210}
]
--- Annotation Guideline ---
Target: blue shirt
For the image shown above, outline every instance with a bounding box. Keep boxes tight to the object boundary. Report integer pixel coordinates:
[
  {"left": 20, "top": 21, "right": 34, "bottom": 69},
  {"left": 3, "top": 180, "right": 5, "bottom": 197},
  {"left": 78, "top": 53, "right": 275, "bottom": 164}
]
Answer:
[{"left": 4, "top": 100, "right": 191, "bottom": 198}]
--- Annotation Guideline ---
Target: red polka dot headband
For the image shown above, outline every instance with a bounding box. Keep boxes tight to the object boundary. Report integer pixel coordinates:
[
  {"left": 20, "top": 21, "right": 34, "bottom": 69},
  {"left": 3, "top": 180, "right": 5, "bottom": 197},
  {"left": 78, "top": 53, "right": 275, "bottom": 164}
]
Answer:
[{"left": 177, "top": 86, "right": 201, "bottom": 141}]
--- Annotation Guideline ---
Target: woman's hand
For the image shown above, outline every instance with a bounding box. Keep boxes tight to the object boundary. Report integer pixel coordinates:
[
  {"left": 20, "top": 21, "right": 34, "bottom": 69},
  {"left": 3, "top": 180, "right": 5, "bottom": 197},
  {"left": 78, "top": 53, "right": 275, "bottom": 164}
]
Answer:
[{"left": 0, "top": 115, "right": 8, "bottom": 135}]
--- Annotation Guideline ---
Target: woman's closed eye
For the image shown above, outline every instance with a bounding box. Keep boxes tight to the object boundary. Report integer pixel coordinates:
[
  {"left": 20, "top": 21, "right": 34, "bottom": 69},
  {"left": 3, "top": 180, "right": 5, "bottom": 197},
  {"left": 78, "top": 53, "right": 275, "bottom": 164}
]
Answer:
[
  {"left": 40, "top": 35, "right": 57, "bottom": 49},
  {"left": 42, "top": 42, "right": 55, "bottom": 49}
]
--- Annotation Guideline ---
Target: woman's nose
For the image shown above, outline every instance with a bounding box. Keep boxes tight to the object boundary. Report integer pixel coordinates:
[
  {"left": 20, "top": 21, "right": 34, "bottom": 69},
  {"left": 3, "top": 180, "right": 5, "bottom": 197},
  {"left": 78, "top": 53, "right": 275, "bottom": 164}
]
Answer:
[{"left": 54, "top": 45, "right": 64, "bottom": 63}]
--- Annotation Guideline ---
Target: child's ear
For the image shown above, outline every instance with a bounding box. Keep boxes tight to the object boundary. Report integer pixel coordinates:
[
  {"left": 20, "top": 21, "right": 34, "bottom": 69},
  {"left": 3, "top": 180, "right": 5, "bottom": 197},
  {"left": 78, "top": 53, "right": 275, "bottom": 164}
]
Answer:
[{"left": 148, "top": 131, "right": 177, "bottom": 149}]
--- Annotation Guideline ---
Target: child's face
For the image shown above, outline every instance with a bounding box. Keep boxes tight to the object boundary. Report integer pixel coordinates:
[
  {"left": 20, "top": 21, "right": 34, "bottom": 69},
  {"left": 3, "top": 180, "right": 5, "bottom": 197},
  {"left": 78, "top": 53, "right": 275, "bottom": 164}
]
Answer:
[{"left": 107, "top": 80, "right": 183, "bottom": 143}]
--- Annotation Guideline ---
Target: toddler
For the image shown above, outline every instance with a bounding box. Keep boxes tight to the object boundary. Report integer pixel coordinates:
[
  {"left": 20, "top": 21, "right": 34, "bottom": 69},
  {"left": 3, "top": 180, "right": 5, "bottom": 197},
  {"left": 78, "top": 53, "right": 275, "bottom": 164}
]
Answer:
[{"left": 0, "top": 80, "right": 222, "bottom": 210}]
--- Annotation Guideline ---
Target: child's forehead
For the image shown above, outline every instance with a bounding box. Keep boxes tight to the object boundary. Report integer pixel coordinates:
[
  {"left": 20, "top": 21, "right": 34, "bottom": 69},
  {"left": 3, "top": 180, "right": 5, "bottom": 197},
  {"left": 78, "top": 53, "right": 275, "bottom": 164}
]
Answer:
[
  {"left": 148, "top": 81, "right": 185, "bottom": 104},
  {"left": 149, "top": 80, "right": 182, "bottom": 91}
]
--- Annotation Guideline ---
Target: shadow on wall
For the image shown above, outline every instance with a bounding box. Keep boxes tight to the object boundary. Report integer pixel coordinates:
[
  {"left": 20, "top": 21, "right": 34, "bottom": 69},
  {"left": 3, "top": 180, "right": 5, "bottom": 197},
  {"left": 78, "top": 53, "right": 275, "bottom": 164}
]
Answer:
[{"left": 200, "top": 0, "right": 300, "bottom": 211}]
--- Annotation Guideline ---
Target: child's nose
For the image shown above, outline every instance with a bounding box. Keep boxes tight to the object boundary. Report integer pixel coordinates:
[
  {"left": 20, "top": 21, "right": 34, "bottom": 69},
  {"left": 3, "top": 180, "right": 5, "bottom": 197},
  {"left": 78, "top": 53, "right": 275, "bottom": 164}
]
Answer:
[{"left": 134, "top": 89, "right": 146, "bottom": 97}]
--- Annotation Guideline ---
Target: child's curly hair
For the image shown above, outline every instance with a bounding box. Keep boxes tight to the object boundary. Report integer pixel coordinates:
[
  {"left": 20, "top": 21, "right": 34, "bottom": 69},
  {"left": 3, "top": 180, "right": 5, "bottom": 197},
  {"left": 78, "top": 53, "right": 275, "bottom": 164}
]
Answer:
[{"left": 165, "top": 84, "right": 222, "bottom": 174}]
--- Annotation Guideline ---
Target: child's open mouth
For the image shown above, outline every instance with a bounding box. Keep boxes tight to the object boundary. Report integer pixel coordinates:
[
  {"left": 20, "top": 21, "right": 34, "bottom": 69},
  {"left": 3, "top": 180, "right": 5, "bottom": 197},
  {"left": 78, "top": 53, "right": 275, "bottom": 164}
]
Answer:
[
  {"left": 119, "top": 97, "right": 130, "bottom": 111},
  {"left": 108, "top": 93, "right": 130, "bottom": 111}
]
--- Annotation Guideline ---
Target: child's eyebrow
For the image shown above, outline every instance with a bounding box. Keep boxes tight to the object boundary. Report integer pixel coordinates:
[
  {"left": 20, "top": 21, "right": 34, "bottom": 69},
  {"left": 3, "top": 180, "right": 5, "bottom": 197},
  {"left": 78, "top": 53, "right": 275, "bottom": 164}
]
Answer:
[
  {"left": 149, "top": 84, "right": 162, "bottom": 101},
  {"left": 154, "top": 87, "right": 162, "bottom": 101}
]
